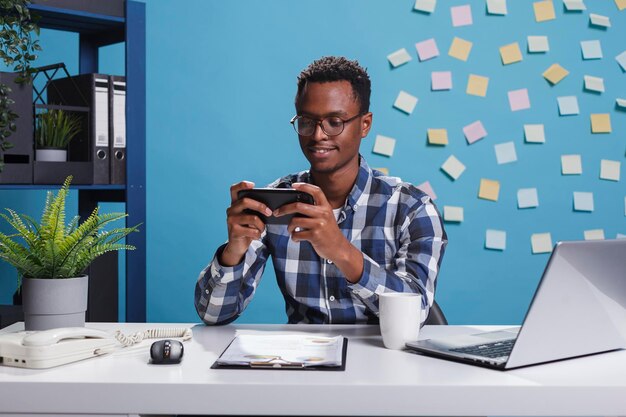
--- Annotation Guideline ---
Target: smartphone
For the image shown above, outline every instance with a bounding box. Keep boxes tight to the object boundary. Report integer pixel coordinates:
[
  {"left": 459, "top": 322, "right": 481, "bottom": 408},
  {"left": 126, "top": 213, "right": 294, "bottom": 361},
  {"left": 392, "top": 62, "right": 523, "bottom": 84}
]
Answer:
[{"left": 237, "top": 188, "right": 314, "bottom": 225}]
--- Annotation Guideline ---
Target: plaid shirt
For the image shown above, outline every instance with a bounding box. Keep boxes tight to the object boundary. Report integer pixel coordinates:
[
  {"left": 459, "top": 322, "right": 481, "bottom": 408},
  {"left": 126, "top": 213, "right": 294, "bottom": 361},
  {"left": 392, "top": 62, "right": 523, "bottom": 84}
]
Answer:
[{"left": 195, "top": 156, "right": 447, "bottom": 325}]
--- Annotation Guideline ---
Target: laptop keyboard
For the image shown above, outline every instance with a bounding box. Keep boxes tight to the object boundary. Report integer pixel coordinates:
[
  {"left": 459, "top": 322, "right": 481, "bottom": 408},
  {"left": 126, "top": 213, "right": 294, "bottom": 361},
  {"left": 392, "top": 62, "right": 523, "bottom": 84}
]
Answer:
[{"left": 450, "top": 338, "right": 515, "bottom": 359}]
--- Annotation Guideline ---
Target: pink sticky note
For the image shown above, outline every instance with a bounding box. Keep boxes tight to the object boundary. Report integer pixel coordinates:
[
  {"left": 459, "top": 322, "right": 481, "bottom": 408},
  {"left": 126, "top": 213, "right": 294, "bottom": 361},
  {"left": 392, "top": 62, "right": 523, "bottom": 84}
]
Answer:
[
  {"left": 415, "top": 38, "right": 439, "bottom": 61},
  {"left": 431, "top": 71, "right": 452, "bottom": 90},
  {"left": 451, "top": 5, "right": 473, "bottom": 27},
  {"left": 417, "top": 181, "right": 437, "bottom": 200},
  {"left": 463, "top": 120, "right": 487, "bottom": 144},
  {"left": 508, "top": 88, "right": 530, "bottom": 111}
]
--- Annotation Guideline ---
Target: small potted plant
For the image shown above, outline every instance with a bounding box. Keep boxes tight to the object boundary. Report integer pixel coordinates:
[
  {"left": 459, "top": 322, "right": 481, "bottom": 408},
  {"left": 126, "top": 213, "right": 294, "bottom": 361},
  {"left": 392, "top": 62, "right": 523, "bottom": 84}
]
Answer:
[
  {"left": 34, "top": 109, "right": 82, "bottom": 162},
  {"left": 0, "top": 176, "right": 140, "bottom": 330}
]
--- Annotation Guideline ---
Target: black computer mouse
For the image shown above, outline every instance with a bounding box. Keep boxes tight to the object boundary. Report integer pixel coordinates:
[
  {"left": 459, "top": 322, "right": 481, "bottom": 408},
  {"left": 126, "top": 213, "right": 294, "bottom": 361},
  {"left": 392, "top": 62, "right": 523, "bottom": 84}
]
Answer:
[{"left": 150, "top": 339, "right": 184, "bottom": 364}]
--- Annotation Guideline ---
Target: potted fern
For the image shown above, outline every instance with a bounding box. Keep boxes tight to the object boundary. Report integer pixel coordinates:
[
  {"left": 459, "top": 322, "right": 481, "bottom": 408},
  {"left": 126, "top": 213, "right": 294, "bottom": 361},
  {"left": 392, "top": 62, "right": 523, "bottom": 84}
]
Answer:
[
  {"left": 0, "top": 176, "right": 139, "bottom": 330},
  {"left": 35, "top": 109, "right": 82, "bottom": 162}
]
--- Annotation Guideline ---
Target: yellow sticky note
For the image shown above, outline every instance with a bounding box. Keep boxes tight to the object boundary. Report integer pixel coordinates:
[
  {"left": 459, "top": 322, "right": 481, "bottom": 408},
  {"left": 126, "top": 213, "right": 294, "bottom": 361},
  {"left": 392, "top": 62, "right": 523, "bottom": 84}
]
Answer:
[
  {"left": 466, "top": 74, "right": 489, "bottom": 97},
  {"left": 500, "top": 43, "right": 523, "bottom": 65},
  {"left": 448, "top": 37, "right": 473, "bottom": 61},
  {"left": 542, "top": 63, "right": 569, "bottom": 84},
  {"left": 374, "top": 167, "right": 389, "bottom": 175},
  {"left": 616, "top": 0, "right": 626, "bottom": 11},
  {"left": 478, "top": 179, "right": 500, "bottom": 201},
  {"left": 590, "top": 114, "right": 612, "bottom": 133},
  {"left": 428, "top": 129, "right": 448, "bottom": 145},
  {"left": 534, "top": 0, "right": 556, "bottom": 22}
]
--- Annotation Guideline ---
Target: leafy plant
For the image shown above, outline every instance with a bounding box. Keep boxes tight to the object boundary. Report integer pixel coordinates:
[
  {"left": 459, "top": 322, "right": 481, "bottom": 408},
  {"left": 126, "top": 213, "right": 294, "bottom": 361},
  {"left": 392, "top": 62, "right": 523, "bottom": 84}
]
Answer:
[
  {"left": 35, "top": 109, "right": 81, "bottom": 149},
  {"left": 0, "top": 176, "right": 140, "bottom": 281}
]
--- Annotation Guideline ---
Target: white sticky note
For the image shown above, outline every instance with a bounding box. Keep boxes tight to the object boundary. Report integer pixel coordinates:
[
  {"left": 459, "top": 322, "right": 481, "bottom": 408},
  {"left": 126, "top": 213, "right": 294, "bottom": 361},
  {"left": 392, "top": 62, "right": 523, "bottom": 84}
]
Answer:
[
  {"left": 562, "top": 154, "right": 582, "bottom": 175},
  {"left": 441, "top": 155, "right": 466, "bottom": 180},
  {"left": 617, "top": 98, "right": 626, "bottom": 108},
  {"left": 387, "top": 48, "right": 412, "bottom": 68},
  {"left": 414, "top": 0, "right": 437, "bottom": 13},
  {"left": 373, "top": 135, "right": 396, "bottom": 157},
  {"left": 584, "top": 75, "right": 605, "bottom": 93},
  {"left": 417, "top": 181, "right": 437, "bottom": 200},
  {"left": 486, "top": 229, "right": 507, "bottom": 251},
  {"left": 494, "top": 142, "right": 517, "bottom": 164},
  {"left": 589, "top": 13, "right": 611, "bottom": 28},
  {"left": 617, "top": 233, "right": 626, "bottom": 239},
  {"left": 487, "top": 0, "right": 507, "bottom": 15},
  {"left": 518, "top": 188, "right": 539, "bottom": 209},
  {"left": 524, "top": 124, "right": 545, "bottom": 143},
  {"left": 393, "top": 91, "right": 419, "bottom": 114},
  {"left": 584, "top": 229, "right": 605, "bottom": 241},
  {"left": 563, "top": 0, "right": 586, "bottom": 10},
  {"left": 581, "top": 40, "right": 603, "bottom": 60},
  {"left": 617, "top": 50, "right": 626, "bottom": 71},
  {"left": 557, "top": 96, "right": 579, "bottom": 115},
  {"left": 527, "top": 36, "right": 549, "bottom": 53},
  {"left": 574, "top": 192, "right": 594, "bottom": 212},
  {"left": 531, "top": 233, "right": 553, "bottom": 254},
  {"left": 600, "top": 159, "right": 621, "bottom": 181},
  {"left": 415, "top": 38, "right": 440, "bottom": 61},
  {"left": 443, "top": 205, "right": 464, "bottom": 222}
]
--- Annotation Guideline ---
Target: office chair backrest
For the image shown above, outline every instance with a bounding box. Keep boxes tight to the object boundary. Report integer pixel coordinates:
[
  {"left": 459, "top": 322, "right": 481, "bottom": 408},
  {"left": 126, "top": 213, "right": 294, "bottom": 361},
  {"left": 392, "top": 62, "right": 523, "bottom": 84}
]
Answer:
[{"left": 425, "top": 300, "right": 448, "bottom": 325}]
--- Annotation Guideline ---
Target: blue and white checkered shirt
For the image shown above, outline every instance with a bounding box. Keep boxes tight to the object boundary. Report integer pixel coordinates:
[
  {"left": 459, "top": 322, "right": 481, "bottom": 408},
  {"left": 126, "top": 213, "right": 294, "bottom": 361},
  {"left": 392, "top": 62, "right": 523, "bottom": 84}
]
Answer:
[{"left": 195, "top": 156, "right": 447, "bottom": 325}]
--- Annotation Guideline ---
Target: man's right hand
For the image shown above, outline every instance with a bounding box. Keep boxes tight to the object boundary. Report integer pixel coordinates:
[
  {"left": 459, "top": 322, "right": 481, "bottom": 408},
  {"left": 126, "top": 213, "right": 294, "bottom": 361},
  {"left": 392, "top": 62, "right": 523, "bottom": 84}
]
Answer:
[{"left": 219, "top": 181, "right": 273, "bottom": 266}]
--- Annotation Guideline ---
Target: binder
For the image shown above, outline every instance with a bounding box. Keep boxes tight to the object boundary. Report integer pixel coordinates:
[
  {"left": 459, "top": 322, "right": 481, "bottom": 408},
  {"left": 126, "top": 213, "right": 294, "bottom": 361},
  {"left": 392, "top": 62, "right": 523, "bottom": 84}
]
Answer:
[
  {"left": 47, "top": 74, "right": 111, "bottom": 184},
  {"left": 109, "top": 75, "right": 126, "bottom": 185}
]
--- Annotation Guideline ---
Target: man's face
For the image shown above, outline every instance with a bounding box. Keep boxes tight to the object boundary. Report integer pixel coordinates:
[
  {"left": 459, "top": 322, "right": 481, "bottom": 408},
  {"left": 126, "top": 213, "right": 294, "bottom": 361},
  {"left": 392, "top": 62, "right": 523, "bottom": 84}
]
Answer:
[{"left": 295, "top": 81, "right": 372, "bottom": 175}]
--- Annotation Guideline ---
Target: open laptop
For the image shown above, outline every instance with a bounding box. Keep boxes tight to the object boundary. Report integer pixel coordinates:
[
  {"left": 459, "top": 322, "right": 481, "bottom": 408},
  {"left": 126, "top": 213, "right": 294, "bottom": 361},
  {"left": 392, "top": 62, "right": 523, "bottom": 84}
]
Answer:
[{"left": 406, "top": 239, "right": 626, "bottom": 370}]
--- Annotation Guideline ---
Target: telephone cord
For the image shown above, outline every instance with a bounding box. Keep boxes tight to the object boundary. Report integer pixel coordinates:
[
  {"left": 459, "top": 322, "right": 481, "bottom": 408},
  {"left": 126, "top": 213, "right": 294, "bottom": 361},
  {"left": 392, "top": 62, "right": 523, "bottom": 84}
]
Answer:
[{"left": 113, "top": 327, "right": 193, "bottom": 347}]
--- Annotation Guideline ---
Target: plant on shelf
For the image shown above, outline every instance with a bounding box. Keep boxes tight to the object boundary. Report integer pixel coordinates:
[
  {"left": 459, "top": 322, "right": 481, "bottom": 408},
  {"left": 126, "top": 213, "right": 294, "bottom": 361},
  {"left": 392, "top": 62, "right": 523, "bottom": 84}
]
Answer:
[
  {"left": 35, "top": 109, "right": 81, "bottom": 161},
  {"left": 0, "top": 176, "right": 140, "bottom": 330},
  {"left": 0, "top": 0, "right": 41, "bottom": 171}
]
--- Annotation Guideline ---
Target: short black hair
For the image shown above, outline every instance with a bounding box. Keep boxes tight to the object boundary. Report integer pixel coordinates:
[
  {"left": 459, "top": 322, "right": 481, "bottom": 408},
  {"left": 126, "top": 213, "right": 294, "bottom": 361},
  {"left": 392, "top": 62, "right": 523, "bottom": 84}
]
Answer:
[{"left": 295, "top": 56, "right": 371, "bottom": 114}]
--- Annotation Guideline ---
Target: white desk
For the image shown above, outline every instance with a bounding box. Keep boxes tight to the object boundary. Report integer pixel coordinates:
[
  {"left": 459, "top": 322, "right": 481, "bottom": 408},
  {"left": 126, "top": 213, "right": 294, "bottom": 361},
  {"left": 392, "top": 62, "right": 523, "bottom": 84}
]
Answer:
[{"left": 1, "top": 322, "right": 625, "bottom": 416}]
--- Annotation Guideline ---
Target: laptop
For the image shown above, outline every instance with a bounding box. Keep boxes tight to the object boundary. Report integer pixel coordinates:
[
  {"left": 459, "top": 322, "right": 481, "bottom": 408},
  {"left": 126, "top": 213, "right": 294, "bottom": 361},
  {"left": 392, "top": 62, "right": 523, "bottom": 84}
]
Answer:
[{"left": 406, "top": 239, "right": 626, "bottom": 370}]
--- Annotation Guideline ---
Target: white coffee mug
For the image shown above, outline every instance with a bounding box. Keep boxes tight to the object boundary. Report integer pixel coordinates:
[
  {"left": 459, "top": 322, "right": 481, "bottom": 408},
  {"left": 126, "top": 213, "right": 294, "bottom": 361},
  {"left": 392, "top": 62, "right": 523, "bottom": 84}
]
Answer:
[{"left": 378, "top": 292, "right": 422, "bottom": 350}]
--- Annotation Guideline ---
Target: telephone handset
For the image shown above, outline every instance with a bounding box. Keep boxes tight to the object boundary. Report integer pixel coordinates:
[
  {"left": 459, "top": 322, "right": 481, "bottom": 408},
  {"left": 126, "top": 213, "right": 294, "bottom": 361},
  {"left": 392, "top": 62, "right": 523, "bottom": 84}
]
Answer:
[{"left": 22, "top": 327, "right": 113, "bottom": 347}]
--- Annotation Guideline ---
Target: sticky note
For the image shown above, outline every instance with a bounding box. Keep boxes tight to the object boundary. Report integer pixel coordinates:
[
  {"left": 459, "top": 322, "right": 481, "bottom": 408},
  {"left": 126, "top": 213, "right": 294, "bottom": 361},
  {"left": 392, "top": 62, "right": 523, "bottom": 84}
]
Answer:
[
  {"left": 532, "top": 233, "right": 553, "bottom": 254},
  {"left": 486, "top": 229, "right": 506, "bottom": 250},
  {"left": 463, "top": 120, "right": 487, "bottom": 144},
  {"left": 590, "top": 113, "right": 611, "bottom": 133},
  {"left": 543, "top": 64, "right": 569, "bottom": 84},
  {"left": 478, "top": 179, "right": 500, "bottom": 201},
  {"left": 573, "top": 191, "right": 594, "bottom": 212},
  {"left": 508, "top": 89, "right": 530, "bottom": 112},
  {"left": 487, "top": 0, "right": 507, "bottom": 15},
  {"left": 617, "top": 0, "right": 626, "bottom": 11},
  {"left": 443, "top": 205, "right": 464, "bottom": 222},
  {"left": 415, "top": 38, "right": 439, "bottom": 61},
  {"left": 441, "top": 155, "right": 466, "bottom": 180},
  {"left": 527, "top": 36, "right": 549, "bottom": 53},
  {"left": 417, "top": 181, "right": 437, "bottom": 200},
  {"left": 616, "top": 50, "right": 626, "bottom": 71},
  {"left": 618, "top": 233, "right": 626, "bottom": 239},
  {"left": 431, "top": 71, "right": 452, "bottom": 91},
  {"left": 584, "top": 229, "right": 605, "bottom": 240},
  {"left": 518, "top": 188, "right": 539, "bottom": 209},
  {"left": 561, "top": 154, "right": 582, "bottom": 175},
  {"left": 589, "top": 14, "right": 611, "bottom": 27},
  {"left": 393, "top": 91, "right": 419, "bottom": 114},
  {"left": 581, "top": 40, "right": 603, "bottom": 60},
  {"left": 451, "top": 4, "right": 473, "bottom": 27},
  {"left": 557, "top": 96, "right": 579, "bottom": 115},
  {"left": 584, "top": 75, "right": 604, "bottom": 93},
  {"left": 617, "top": 98, "right": 626, "bottom": 108},
  {"left": 600, "top": 159, "right": 621, "bottom": 181},
  {"left": 373, "top": 135, "right": 396, "bottom": 157},
  {"left": 563, "top": 0, "right": 586, "bottom": 10},
  {"left": 428, "top": 128, "right": 448, "bottom": 145},
  {"left": 500, "top": 43, "right": 523, "bottom": 65},
  {"left": 387, "top": 48, "right": 412, "bottom": 68},
  {"left": 494, "top": 142, "right": 517, "bottom": 164},
  {"left": 466, "top": 74, "right": 489, "bottom": 97},
  {"left": 448, "top": 37, "right": 472, "bottom": 61},
  {"left": 524, "top": 124, "right": 545, "bottom": 143},
  {"left": 533, "top": 0, "right": 556, "bottom": 22},
  {"left": 374, "top": 167, "right": 389, "bottom": 176},
  {"left": 414, "top": 0, "right": 436, "bottom": 13}
]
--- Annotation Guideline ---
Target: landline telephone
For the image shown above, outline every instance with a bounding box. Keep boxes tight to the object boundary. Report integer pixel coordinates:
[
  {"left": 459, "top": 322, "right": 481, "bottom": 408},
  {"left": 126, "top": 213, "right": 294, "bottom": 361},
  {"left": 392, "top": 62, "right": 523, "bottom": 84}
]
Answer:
[{"left": 0, "top": 327, "right": 192, "bottom": 369}]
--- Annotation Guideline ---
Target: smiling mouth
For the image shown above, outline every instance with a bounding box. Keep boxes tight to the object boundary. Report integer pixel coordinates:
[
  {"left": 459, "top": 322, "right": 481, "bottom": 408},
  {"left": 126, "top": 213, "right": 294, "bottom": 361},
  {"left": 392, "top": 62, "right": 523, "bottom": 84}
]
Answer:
[{"left": 309, "top": 147, "right": 336, "bottom": 154}]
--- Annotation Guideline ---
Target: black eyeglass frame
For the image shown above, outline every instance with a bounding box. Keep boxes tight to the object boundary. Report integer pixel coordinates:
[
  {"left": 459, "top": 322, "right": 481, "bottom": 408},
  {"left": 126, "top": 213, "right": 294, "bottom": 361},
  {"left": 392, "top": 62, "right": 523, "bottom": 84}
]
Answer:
[{"left": 290, "top": 113, "right": 364, "bottom": 137}]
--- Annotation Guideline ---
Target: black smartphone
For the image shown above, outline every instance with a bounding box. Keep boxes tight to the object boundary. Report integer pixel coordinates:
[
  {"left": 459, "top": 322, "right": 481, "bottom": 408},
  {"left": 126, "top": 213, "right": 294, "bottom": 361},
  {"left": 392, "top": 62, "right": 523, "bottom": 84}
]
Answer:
[{"left": 237, "top": 188, "right": 314, "bottom": 225}]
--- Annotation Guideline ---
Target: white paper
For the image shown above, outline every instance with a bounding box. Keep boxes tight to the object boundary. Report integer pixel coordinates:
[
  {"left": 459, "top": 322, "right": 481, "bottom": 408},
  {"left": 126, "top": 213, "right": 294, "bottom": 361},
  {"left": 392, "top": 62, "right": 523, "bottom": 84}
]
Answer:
[
  {"left": 414, "top": 0, "right": 436, "bottom": 13},
  {"left": 584, "top": 229, "right": 605, "bottom": 241},
  {"left": 531, "top": 233, "right": 553, "bottom": 254},
  {"left": 527, "top": 36, "right": 549, "bottom": 53},
  {"left": 584, "top": 75, "right": 605, "bottom": 93},
  {"left": 443, "top": 205, "right": 464, "bottom": 222},
  {"left": 573, "top": 192, "right": 594, "bottom": 212},
  {"left": 589, "top": 13, "right": 610, "bottom": 28},
  {"left": 393, "top": 91, "right": 418, "bottom": 114},
  {"left": 387, "top": 48, "right": 412, "bottom": 67},
  {"left": 373, "top": 135, "right": 396, "bottom": 157},
  {"left": 524, "top": 124, "right": 545, "bottom": 143},
  {"left": 518, "top": 188, "right": 539, "bottom": 209},
  {"left": 441, "top": 155, "right": 466, "bottom": 180},
  {"left": 486, "top": 229, "right": 506, "bottom": 251},
  {"left": 600, "top": 160, "right": 620, "bottom": 181},
  {"left": 563, "top": 0, "right": 586, "bottom": 10},
  {"left": 494, "top": 142, "right": 517, "bottom": 164},
  {"left": 562, "top": 154, "right": 582, "bottom": 175},
  {"left": 487, "top": 0, "right": 507, "bottom": 15}
]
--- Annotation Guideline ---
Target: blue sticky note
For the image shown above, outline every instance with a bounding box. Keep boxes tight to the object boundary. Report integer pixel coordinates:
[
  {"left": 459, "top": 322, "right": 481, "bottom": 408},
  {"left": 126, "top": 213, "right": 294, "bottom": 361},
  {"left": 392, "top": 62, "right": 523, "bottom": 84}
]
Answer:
[
  {"left": 485, "top": 229, "right": 506, "bottom": 251},
  {"left": 557, "top": 96, "right": 579, "bottom": 116},
  {"left": 581, "top": 40, "right": 602, "bottom": 60},
  {"left": 573, "top": 192, "right": 594, "bottom": 212}
]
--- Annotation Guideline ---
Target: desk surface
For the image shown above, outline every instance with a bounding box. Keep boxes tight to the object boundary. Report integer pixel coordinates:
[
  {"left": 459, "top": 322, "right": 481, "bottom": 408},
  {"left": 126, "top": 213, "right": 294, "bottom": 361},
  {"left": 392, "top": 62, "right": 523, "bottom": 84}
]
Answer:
[{"left": 1, "top": 322, "right": 625, "bottom": 416}]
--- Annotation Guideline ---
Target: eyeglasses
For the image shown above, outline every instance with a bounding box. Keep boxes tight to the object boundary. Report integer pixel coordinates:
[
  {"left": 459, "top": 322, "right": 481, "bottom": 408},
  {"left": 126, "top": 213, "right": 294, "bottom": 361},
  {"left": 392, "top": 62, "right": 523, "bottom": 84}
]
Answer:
[{"left": 290, "top": 113, "right": 362, "bottom": 137}]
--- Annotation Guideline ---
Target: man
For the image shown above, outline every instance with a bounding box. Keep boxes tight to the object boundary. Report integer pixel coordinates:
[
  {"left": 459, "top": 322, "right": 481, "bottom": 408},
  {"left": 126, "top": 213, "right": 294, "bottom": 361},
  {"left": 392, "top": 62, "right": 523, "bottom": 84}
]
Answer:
[{"left": 195, "top": 56, "right": 447, "bottom": 325}]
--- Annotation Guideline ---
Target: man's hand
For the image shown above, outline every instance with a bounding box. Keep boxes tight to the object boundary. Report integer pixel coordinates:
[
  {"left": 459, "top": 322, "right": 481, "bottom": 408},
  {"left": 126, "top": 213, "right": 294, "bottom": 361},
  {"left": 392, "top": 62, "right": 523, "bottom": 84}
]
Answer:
[
  {"left": 220, "top": 181, "right": 273, "bottom": 267},
  {"left": 273, "top": 183, "right": 364, "bottom": 283}
]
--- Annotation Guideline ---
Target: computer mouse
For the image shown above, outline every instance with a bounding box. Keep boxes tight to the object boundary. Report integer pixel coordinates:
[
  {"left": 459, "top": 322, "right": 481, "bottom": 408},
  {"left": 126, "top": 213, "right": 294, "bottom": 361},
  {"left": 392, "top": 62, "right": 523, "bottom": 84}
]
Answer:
[{"left": 150, "top": 339, "right": 184, "bottom": 364}]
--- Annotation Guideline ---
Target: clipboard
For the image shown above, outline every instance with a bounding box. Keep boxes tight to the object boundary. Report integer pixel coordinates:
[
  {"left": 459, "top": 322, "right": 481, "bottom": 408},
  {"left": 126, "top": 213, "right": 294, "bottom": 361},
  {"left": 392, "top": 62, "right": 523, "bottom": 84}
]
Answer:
[{"left": 211, "top": 336, "right": 348, "bottom": 371}]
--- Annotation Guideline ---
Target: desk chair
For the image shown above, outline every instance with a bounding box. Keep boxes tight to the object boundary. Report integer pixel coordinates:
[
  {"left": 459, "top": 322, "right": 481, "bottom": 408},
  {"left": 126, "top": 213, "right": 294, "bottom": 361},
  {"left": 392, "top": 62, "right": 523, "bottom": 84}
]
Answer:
[{"left": 424, "top": 300, "right": 447, "bottom": 325}]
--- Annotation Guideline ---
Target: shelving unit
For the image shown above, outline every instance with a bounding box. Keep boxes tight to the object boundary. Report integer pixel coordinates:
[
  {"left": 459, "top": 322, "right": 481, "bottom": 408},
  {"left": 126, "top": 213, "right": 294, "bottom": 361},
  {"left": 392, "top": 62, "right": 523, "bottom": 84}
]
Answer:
[{"left": 0, "top": 0, "right": 146, "bottom": 322}]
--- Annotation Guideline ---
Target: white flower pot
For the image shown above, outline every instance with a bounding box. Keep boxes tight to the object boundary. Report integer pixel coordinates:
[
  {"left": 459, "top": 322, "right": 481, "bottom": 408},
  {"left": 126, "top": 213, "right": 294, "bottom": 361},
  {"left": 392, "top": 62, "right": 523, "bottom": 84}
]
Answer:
[{"left": 36, "top": 149, "right": 67, "bottom": 162}]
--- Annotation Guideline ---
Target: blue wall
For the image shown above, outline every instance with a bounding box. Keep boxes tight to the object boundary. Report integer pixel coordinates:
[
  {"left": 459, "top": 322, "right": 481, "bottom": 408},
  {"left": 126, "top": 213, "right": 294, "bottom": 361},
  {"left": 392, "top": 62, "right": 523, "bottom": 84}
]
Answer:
[{"left": 2, "top": 1, "right": 625, "bottom": 325}]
